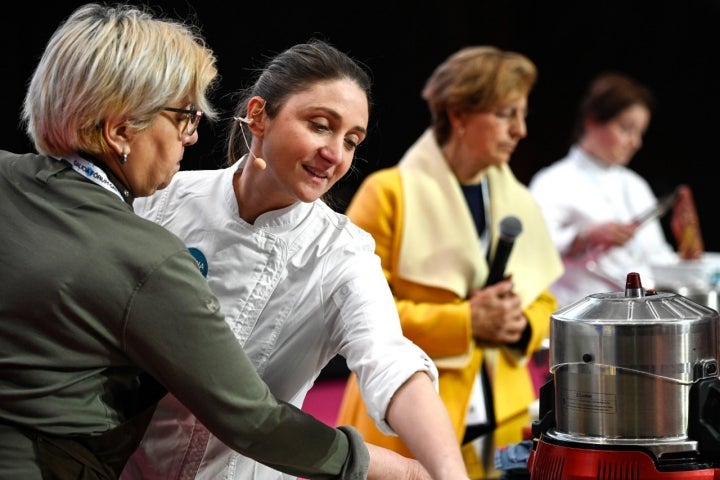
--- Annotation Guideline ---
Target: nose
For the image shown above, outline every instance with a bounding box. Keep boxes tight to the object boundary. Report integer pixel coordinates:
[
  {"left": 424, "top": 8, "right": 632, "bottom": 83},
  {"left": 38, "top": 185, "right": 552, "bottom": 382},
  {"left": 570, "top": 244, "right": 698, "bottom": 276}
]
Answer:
[
  {"left": 509, "top": 113, "right": 528, "bottom": 139},
  {"left": 183, "top": 130, "right": 199, "bottom": 146},
  {"left": 319, "top": 138, "right": 344, "bottom": 164}
]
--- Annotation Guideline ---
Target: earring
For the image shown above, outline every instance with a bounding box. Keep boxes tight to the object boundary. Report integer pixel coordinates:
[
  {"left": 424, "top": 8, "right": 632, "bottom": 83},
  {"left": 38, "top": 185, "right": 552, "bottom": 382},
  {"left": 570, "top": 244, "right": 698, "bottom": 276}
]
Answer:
[
  {"left": 119, "top": 151, "right": 128, "bottom": 164},
  {"left": 458, "top": 127, "right": 466, "bottom": 137}
]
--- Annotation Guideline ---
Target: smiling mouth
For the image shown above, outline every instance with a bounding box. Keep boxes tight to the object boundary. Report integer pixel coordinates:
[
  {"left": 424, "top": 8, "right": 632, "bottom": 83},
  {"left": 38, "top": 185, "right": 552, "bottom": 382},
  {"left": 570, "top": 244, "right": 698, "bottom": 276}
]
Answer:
[{"left": 303, "top": 165, "right": 328, "bottom": 179}]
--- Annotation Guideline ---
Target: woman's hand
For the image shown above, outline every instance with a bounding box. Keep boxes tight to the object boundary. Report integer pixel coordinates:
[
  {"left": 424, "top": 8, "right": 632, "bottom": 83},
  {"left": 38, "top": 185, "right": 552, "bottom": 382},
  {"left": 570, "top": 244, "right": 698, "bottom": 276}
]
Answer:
[
  {"left": 569, "top": 222, "right": 637, "bottom": 257},
  {"left": 366, "top": 443, "right": 433, "bottom": 480},
  {"left": 468, "top": 278, "right": 526, "bottom": 344}
]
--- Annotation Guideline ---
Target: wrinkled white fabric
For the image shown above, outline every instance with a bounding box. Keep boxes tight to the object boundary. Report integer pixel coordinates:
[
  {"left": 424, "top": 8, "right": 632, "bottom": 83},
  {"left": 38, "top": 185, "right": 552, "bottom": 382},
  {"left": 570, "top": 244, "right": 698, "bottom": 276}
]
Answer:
[
  {"left": 529, "top": 146, "right": 677, "bottom": 307},
  {"left": 122, "top": 159, "right": 436, "bottom": 480}
]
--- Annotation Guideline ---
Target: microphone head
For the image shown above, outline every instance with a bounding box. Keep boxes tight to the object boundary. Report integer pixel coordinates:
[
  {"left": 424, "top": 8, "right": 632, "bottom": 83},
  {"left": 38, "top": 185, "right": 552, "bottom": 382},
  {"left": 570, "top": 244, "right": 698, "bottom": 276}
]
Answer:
[
  {"left": 499, "top": 215, "right": 523, "bottom": 240},
  {"left": 253, "top": 156, "right": 267, "bottom": 170}
]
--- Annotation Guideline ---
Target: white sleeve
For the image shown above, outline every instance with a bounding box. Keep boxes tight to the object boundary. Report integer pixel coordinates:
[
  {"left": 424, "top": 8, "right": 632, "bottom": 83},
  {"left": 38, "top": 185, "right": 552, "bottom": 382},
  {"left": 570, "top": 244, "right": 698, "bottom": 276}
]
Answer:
[{"left": 327, "top": 245, "right": 436, "bottom": 435}]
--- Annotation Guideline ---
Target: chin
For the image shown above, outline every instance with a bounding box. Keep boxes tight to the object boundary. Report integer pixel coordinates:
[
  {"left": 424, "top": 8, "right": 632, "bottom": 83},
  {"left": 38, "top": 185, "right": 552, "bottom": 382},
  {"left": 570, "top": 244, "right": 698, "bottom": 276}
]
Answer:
[
  {"left": 488, "top": 156, "right": 510, "bottom": 168},
  {"left": 297, "top": 188, "right": 323, "bottom": 203},
  {"left": 299, "top": 193, "right": 321, "bottom": 204}
]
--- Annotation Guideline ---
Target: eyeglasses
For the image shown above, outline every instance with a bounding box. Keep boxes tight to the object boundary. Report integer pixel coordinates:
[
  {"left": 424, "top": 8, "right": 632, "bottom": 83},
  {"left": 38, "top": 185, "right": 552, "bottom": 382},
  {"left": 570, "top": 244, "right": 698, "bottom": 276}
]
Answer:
[{"left": 163, "top": 105, "right": 204, "bottom": 136}]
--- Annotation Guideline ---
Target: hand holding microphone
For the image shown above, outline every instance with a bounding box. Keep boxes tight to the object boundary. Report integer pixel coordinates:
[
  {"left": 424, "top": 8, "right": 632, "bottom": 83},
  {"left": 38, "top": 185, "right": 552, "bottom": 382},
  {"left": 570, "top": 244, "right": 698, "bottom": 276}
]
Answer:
[
  {"left": 467, "top": 215, "right": 527, "bottom": 345},
  {"left": 468, "top": 281, "right": 525, "bottom": 345}
]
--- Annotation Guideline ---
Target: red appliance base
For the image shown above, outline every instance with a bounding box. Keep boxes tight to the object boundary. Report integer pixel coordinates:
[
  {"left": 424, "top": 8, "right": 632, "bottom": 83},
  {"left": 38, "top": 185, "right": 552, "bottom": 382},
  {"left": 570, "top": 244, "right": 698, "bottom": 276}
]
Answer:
[{"left": 528, "top": 438, "right": 720, "bottom": 479}]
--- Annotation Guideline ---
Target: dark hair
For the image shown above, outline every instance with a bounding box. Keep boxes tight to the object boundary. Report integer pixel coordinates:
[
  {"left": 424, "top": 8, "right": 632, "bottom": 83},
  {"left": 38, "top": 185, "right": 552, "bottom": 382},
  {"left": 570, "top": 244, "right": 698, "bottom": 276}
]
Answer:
[
  {"left": 573, "top": 72, "right": 655, "bottom": 141},
  {"left": 226, "top": 39, "right": 373, "bottom": 166}
]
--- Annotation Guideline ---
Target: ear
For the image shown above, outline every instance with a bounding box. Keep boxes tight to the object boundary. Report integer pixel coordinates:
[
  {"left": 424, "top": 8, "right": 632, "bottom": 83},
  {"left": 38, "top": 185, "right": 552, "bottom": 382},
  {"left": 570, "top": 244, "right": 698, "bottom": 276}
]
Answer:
[
  {"left": 448, "top": 110, "right": 466, "bottom": 132},
  {"left": 245, "top": 96, "right": 267, "bottom": 137},
  {"left": 102, "top": 115, "right": 131, "bottom": 158}
]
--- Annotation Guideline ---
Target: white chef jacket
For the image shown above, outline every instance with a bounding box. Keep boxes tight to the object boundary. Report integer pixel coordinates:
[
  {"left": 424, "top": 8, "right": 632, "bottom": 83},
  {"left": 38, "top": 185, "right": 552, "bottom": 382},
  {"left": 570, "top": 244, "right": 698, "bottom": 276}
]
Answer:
[
  {"left": 529, "top": 146, "right": 677, "bottom": 307},
  {"left": 121, "top": 158, "right": 437, "bottom": 480}
]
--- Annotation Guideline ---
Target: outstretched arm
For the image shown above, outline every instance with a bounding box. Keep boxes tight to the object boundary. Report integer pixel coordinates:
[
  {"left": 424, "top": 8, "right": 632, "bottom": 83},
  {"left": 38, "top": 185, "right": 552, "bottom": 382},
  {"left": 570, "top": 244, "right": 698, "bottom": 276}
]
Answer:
[{"left": 385, "top": 372, "right": 471, "bottom": 480}]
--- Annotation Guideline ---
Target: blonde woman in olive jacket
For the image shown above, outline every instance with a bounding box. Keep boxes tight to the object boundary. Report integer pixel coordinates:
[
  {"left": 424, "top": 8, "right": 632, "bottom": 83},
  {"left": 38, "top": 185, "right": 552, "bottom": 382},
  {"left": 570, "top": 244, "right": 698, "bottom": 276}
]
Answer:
[{"left": 337, "top": 46, "right": 563, "bottom": 479}]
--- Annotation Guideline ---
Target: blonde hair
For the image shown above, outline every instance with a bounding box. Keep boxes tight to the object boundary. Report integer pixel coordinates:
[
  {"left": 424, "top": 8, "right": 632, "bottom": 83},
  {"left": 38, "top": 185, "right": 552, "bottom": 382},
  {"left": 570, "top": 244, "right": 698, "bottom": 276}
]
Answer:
[
  {"left": 421, "top": 46, "right": 537, "bottom": 145},
  {"left": 22, "top": 3, "right": 219, "bottom": 157}
]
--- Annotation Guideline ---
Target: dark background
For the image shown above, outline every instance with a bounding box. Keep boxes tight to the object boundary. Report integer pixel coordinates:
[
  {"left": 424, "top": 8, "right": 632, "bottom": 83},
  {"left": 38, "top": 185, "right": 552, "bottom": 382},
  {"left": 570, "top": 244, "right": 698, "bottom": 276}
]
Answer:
[{"left": 5, "top": 0, "right": 720, "bottom": 251}]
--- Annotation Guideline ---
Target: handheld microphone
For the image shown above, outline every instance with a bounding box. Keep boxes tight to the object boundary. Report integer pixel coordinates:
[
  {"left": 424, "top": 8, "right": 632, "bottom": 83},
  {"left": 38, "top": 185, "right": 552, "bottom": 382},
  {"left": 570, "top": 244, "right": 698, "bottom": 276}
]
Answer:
[
  {"left": 485, "top": 215, "right": 523, "bottom": 286},
  {"left": 234, "top": 116, "right": 267, "bottom": 170}
]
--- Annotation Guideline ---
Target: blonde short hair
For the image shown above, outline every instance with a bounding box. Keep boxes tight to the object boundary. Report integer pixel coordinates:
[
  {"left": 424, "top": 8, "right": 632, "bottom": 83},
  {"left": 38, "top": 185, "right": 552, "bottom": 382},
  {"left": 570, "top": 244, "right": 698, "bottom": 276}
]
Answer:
[{"left": 22, "top": 3, "right": 219, "bottom": 158}]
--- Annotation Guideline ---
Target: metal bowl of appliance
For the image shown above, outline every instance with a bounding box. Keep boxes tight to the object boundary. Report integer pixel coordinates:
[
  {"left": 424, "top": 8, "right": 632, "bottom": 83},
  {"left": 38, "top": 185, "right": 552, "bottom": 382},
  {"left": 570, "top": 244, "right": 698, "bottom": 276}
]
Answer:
[
  {"left": 528, "top": 273, "right": 720, "bottom": 479},
  {"left": 550, "top": 276, "right": 719, "bottom": 445}
]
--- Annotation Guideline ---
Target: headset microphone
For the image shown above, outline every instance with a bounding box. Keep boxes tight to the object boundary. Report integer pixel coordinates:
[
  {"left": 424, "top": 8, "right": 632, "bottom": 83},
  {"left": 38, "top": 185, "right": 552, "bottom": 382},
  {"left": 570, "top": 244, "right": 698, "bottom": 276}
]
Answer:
[
  {"left": 252, "top": 156, "right": 267, "bottom": 170},
  {"left": 234, "top": 116, "right": 267, "bottom": 170}
]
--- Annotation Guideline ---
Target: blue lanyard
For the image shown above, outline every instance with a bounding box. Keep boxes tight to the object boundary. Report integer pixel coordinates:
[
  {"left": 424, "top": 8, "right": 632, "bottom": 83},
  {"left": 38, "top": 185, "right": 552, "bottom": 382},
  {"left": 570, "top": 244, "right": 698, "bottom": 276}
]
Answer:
[{"left": 63, "top": 156, "right": 124, "bottom": 202}]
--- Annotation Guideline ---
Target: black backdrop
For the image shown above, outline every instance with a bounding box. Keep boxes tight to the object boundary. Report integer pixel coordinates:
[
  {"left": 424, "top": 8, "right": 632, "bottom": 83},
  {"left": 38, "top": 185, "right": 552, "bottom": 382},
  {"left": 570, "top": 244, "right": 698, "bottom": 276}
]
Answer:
[{"left": 5, "top": 0, "right": 720, "bottom": 253}]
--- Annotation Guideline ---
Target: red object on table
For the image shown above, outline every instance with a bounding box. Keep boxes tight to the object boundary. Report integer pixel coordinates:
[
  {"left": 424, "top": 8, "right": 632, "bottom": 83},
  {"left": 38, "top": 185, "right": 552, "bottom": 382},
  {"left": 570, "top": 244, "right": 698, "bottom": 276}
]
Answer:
[{"left": 671, "top": 184, "right": 704, "bottom": 260}]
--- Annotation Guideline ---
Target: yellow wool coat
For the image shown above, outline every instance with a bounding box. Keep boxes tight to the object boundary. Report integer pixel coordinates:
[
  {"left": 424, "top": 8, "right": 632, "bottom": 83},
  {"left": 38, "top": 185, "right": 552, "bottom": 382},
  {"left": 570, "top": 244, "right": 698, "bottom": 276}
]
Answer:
[{"left": 336, "top": 129, "right": 563, "bottom": 478}]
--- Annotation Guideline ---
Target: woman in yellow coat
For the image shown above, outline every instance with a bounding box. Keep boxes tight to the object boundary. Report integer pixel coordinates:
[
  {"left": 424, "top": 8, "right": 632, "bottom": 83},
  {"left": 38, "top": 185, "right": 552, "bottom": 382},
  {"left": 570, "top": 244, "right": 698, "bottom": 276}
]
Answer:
[{"left": 336, "top": 46, "right": 563, "bottom": 479}]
